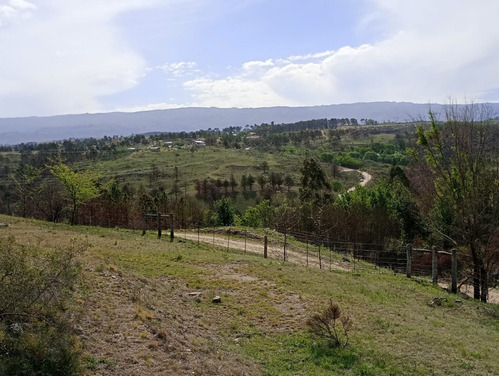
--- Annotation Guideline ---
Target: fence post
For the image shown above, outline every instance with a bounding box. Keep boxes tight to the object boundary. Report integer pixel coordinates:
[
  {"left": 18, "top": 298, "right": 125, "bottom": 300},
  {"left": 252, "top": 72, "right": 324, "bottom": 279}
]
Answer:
[
  {"left": 306, "top": 239, "right": 309, "bottom": 267},
  {"left": 197, "top": 226, "right": 200, "bottom": 245},
  {"left": 169, "top": 214, "right": 174, "bottom": 242},
  {"left": 432, "top": 246, "right": 438, "bottom": 285},
  {"left": 353, "top": 242, "right": 356, "bottom": 271},
  {"left": 451, "top": 249, "right": 457, "bottom": 293},
  {"left": 227, "top": 228, "right": 230, "bottom": 251},
  {"left": 318, "top": 244, "right": 322, "bottom": 269},
  {"left": 264, "top": 236, "right": 268, "bottom": 258},
  {"left": 142, "top": 213, "right": 146, "bottom": 236},
  {"left": 328, "top": 235, "right": 331, "bottom": 271},
  {"left": 283, "top": 232, "right": 287, "bottom": 262},
  {"left": 157, "top": 212, "right": 162, "bottom": 239},
  {"left": 406, "top": 244, "right": 412, "bottom": 278},
  {"left": 244, "top": 230, "right": 247, "bottom": 255}
]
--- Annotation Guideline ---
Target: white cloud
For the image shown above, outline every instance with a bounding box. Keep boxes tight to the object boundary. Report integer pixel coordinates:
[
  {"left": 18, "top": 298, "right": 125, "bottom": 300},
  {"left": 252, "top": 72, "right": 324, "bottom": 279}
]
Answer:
[
  {"left": 183, "top": 0, "right": 499, "bottom": 108},
  {"left": 157, "top": 61, "right": 200, "bottom": 78},
  {"left": 0, "top": 0, "right": 36, "bottom": 26},
  {"left": 0, "top": 0, "right": 156, "bottom": 116}
]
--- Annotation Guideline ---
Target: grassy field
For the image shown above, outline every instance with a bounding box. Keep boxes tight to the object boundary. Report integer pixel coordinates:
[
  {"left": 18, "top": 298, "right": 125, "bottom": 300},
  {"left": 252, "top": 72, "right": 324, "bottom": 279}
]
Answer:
[{"left": 0, "top": 214, "right": 497, "bottom": 375}]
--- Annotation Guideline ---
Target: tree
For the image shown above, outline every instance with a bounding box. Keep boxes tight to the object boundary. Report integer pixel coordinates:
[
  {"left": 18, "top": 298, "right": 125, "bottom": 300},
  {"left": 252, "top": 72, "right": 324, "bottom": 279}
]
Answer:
[
  {"left": 300, "top": 158, "right": 331, "bottom": 203},
  {"left": 242, "top": 199, "right": 275, "bottom": 228},
  {"left": 284, "top": 174, "right": 294, "bottom": 192},
  {"left": 257, "top": 174, "right": 267, "bottom": 190},
  {"left": 246, "top": 174, "right": 255, "bottom": 191},
  {"left": 222, "top": 179, "right": 230, "bottom": 194},
  {"left": 47, "top": 160, "right": 101, "bottom": 225},
  {"left": 240, "top": 174, "right": 247, "bottom": 191},
  {"left": 212, "top": 197, "right": 236, "bottom": 226},
  {"left": 411, "top": 105, "right": 498, "bottom": 302},
  {"left": 229, "top": 173, "right": 238, "bottom": 193},
  {"left": 259, "top": 161, "right": 269, "bottom": 173},
  {"left": 11, "top": 163, "right": 42, "bottom": 218}
]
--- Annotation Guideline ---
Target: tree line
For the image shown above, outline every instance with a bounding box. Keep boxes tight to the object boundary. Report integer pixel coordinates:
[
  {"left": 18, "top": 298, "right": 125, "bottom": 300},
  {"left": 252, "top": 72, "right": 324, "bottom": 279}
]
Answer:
[{"left": 0, "top": 104, "right": 497, "bottom": 302}]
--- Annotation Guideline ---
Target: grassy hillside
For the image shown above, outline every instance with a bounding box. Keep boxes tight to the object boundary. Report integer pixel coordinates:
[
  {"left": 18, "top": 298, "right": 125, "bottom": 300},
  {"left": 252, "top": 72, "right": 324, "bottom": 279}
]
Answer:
[{"left": 0, "top": 215, "right": 497, "bottom": 375}]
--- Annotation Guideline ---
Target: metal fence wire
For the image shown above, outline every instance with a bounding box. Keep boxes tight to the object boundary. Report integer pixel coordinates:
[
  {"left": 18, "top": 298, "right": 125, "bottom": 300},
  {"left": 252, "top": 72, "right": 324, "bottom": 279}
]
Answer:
[{"left": 175, "top": 226, "right": 498, "bottom": 297}]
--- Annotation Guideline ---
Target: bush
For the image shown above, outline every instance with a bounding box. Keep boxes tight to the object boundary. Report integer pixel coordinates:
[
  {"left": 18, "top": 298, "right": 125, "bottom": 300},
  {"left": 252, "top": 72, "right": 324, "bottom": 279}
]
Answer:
[
  {"left": 363, "top": 151, "right": 379, "bottom": 161},
  {"left": 330, "top": 179, "right": 343, "bottom": 192},
  {"left": 306, "top": 299, "right": 353, "bottom": 348},
  {"left": 212, "top": 197, "right": 236, "bottom": 226},
  {"left": 335, "top": 155, "right": 363, "bottom": 169},
  {"left": 0, "top": 237, "right": 84, "bottom": 375}
]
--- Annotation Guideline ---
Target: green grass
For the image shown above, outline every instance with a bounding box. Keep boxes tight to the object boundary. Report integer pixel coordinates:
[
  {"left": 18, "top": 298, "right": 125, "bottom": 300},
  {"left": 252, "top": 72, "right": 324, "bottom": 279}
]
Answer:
[{"left": 0, "top": 215, "right": 498, "bottom": 376}]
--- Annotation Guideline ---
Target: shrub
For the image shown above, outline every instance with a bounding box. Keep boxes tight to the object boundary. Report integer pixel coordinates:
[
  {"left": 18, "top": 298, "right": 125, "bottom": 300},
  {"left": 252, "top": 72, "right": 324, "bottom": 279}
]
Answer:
[
  {"left": 335, "top": 155, "right": 363, "bottom": 169},
  {"left": 0, "top": 237, "right": 84, "bottom": 375},
  {"left": 363, "top": 151, "right": 379, "bottom": 161},
  {"left": 306, "top": 299, "right": 353, "bottom": 348}
]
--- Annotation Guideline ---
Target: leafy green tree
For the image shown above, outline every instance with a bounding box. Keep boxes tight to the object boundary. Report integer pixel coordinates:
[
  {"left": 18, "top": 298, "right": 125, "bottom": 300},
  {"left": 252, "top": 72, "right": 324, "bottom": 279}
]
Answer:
[
  {"left": 242, "top": 200, "right": 275, "bottom": 228},
  {"left": 212, "top": 197, "right": 236, "bottom": 226},
  {"left": 47, "top": 159, "right": 101, "bottom": 225},
  {"left": 411, "top": 107, "right": 498, "bottom": 302},
  {"left": 300, "top": 158, "right": 331, "bottom": 203}
]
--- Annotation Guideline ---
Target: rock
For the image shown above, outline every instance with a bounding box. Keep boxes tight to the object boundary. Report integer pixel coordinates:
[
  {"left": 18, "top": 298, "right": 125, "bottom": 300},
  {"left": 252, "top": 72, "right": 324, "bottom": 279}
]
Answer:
[
  {"left": 342, "top": 257, "right": 351, "bottom": 263},
  {"left": 0, "top": 223, "right": 8, "bottom": 228},
  {"left": 73, "top": 325, "right": 84, "bottom": 335},
  {"left": 189, "top": 292, "right": 201, "bottom": 297},
  {"left": 428, "top": 297, "right": 447, "bottom": 307},
  {"left": 212, "top": 296, "right": 222, "bottom": 303}
]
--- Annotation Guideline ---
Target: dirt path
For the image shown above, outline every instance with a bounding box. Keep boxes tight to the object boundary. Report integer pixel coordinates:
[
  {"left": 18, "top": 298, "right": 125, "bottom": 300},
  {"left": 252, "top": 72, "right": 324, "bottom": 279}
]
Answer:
[
  {"left": 339, "top": 166, "right": 373, "bottom": 192},
  {"left": 180, "top": 231, "right": 351, "bottom": 272},
  {"left": 180, "top": 231, "right": 499, "bottom": 304}
]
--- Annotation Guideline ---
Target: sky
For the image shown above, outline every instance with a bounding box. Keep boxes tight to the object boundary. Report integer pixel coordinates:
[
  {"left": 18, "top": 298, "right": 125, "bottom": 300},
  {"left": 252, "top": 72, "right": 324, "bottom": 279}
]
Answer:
[{"left": 0, "top": 0, "right": 498, "bottom": 118}]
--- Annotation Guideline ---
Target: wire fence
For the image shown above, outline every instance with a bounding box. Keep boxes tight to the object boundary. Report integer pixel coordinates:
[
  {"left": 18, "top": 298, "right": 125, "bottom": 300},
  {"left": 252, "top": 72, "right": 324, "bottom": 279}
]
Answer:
[
  {"left": 176, "top": 226, "right": 473, "bottom": 287},
  {"left": 139, "top": 218, "right": 498, "bottom": 301}
]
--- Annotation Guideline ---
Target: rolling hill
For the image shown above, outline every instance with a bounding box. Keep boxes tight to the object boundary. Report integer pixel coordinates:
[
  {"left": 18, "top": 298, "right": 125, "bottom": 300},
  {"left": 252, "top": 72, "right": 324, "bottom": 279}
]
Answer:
[{"left": 1, "top": 102, "right": 497, "bottom": 145}]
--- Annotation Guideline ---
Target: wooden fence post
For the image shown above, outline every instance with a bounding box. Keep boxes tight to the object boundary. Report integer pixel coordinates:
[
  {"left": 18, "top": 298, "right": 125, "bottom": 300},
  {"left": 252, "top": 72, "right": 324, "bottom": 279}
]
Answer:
[
  {"left": 169, "top": 214, "right": 174, "bottom": 242},
  {"left": 197, "top": 226, "right": 200, "bottom": 245},
  {"left": 318, "top": 244, "right": 322, "bottom": 269},
  {"left": 227, "top": 228, "right": 230, "bottom": 251},
  {"left": 244, "top": 230, "right": 247, "bottom": 255},
  {"left": 353, "top": 242, "right": 356, "bottom": 271},
  {"left": 306, "top": 239, "right": 309, "bottom": 267},
  {"left": 264, "top": 236, "right": 268, "bottom": 258},
  {"left": 432, "top": 246, "right": 438, "bottom": 285},
  {"left": 142, "top": 213, "right": 146, "bottom": 236},
  {"left": 406, "top": 244, "right": 412, "bottom": 278},
  {"left": 283, "top": 232, "right": 287, "bottom": 261},
  {"left": 157, "top": 212, "right": 162, "bottom": 239},
  {"left": 451, "top": 249, "right": 457, "bottom": 293}
]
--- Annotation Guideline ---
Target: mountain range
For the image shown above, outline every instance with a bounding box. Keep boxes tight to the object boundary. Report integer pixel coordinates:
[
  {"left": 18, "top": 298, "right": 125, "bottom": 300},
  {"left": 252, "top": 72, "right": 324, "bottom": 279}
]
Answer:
[{"left": 0, "top": 102, "right": 498, "bottom": 145}]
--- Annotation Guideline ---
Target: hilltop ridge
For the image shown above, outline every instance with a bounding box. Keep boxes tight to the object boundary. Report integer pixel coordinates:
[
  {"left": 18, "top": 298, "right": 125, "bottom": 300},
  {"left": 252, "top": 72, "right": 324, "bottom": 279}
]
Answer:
[{"left": 1, "top": 102, "right": 497, "bottom": 145}]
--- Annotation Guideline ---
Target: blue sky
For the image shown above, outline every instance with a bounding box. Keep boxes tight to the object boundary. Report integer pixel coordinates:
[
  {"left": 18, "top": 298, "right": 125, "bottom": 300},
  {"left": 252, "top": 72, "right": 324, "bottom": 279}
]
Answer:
[{"left": 0, "top": 0, "right": 498, "bottom": 117}]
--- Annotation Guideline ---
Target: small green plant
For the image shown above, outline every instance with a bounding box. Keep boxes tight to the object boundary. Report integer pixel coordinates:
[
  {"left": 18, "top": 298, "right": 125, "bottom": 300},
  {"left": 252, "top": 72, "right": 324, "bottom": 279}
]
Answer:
[
  {"left": 306, "top": 299, "right": 353, "bottom": 348},
  {"left": 0, "top": 237, "right": 85, "bottom": 375}
]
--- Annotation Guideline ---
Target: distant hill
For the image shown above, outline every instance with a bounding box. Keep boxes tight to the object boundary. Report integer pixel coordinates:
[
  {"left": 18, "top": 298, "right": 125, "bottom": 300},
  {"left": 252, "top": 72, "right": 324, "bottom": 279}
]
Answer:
[{"left": 0, "top": 102, "right": 497, "bottom": 145}]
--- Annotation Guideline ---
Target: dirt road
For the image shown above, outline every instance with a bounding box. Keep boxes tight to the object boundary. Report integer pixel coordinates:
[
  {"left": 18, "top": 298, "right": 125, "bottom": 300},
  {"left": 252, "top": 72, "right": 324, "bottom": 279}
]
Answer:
[
  {"left": 339, "top": 166, "right": 372, "bottom": 192},
  {"left": 179, "top": 231, "right": 499, "bottom": 303},
  {"left": 180, "top": 231, "right": 351, "bottom": 272}
]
